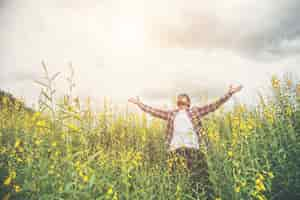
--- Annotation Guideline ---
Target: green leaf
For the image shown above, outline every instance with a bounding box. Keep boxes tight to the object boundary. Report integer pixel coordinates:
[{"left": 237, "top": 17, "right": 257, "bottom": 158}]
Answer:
[
  {"left": 65, "top": 182, "right": 74, "bottom": 192},
  {"left": 41, "top": 60, "right": 49, "bottom": 76},
  {"left": 88, "top": 174, "right": 96, "bottom": 188},
  {"left": 41, "top": 90, "right": 52, "bottom": 102},
  {"left": 34, "top": 80, "right": 50, "bottom": 89},
  {"left": 51, "top": 72, "right": 61, "bottom": 81}
]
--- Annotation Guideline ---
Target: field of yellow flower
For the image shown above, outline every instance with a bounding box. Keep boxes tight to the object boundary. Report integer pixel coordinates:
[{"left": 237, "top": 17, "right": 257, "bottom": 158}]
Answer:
[{"left": 0, "top": 70, "right": 300, "bottom": 200}]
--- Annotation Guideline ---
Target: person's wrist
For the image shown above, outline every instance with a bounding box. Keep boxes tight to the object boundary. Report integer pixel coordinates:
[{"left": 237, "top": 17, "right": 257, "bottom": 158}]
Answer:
[{"left": 228, "top": 90, "right": 234, "bottom": 96}]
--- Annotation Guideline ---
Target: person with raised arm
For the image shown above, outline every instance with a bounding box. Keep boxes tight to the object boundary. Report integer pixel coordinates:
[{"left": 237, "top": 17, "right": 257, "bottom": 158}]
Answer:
[{"left": 128, "top": 84, "right": 243, "bottom": 199}]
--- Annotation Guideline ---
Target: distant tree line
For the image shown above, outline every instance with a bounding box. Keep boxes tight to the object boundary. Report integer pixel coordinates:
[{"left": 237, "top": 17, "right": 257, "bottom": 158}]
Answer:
[{"left": 0, "top": 89, "right": 34, "bottom": 113}]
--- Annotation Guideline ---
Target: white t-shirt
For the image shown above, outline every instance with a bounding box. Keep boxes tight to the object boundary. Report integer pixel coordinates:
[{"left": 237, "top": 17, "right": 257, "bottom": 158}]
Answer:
[{"left": 169, "top": 109, "right": 200, "bottom": 151}]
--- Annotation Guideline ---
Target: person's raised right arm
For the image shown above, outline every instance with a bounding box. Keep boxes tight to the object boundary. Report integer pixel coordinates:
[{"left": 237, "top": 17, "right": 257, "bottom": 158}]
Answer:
[{"left": 128, "top": 97, "right": 169, "bottom": 120}]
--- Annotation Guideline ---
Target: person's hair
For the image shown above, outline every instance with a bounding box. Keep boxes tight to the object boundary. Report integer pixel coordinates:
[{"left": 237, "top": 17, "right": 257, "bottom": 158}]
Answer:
[{"left": 177, "top": 93, "right": 191, "bottom": 107}]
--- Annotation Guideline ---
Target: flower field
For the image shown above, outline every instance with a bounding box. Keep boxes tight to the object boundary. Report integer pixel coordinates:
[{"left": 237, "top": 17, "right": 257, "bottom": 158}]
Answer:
[{"left": 0, "top": 70, "right": 300, "bottom": 200}]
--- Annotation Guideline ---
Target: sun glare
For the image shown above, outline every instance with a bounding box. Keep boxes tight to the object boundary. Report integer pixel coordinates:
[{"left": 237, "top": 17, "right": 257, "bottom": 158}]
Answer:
[{"left": 110, "top": 16, "right": 146, "bottom": 53}]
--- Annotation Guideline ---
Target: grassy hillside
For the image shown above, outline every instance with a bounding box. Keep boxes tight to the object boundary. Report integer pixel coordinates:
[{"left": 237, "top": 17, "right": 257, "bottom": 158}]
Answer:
[
  {"left": 0, "top": 75, "right": 300, "bottom": 200},
  {"left": 0, "top": 90, "right": 34, "bottom": 113}
]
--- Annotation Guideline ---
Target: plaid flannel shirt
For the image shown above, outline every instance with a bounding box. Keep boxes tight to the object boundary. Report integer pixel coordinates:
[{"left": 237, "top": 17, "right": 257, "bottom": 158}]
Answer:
[{"left": 137, "top": 91, "right": 233, "bottom": 149}]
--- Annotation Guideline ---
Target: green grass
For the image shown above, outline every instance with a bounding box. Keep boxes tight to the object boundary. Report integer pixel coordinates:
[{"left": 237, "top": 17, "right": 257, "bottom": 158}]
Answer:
[{"left": 0, "top": 71, "right": 299, "bottom": 200}]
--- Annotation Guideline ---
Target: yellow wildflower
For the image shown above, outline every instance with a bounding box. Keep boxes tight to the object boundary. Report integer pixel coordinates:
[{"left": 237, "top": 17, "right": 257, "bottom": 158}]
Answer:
[
  {"left": 3, "top": 176, "right": 12, "bottom": 185},
  {"left": 255, "top": 179, "right": 266, "bottom": 192},
  {"left": 3, "top": 171, "right": 16, "bottom": 186},
  {"left": 35, "top": 139, "right": 42, "bottom": 145},
  {"left": 32, "top": 111, "right": 41, "bottom": 120},
  {"left": 228, "top": 151, "right": 233, "bottom": 158},
  {"left": 10, "top": 171, "right": 16, "bottom": 179},
  {"left": 67, "top": 123, "right": 80, "bottom": 132},
  {"left": 112, "top": 193, "right": 118, "bottom": 200},
  {"left": 74, "top": 113, "right": 81, "bottom": 120},
  {"left": 271, "top": 76, "right": 280, "bottom": 89},
  {"left": 75, "top": 161, "right": 80, "bottom": 169},
  {"left": 82, "top": 175, "right": 89, "bottom": 183},
  {"left": 14, "top": 139, "right": 21, "bottom": 148},
  {"left": 215, "top": 198, "right": 221, "bottom": 200},
  {"left": 79, "top": 170, "right": 84, "bottom": 177},
  {"left": 54, "top": 151, "right": 60, "bottom": 157},
  {"left": 167, "top": 158, "right": 174, "bottom": 170},
  {"left": 127, "top": 173, "right": 132, "bottom": 179},
  {"left": 135, "top": 152, "right": 143, "bottom": 162},
  {"left": 36, "top": 120, "right": 46, "bottom": 127},
  {"left": 247, "top": 124, "right": 254, "bottom": 131},
  {"left": 257, "top": 173, "right": 265, "bottom": 181},
  {"left": 18, "top": 147, "right": 24, "bottom": 153},
  {"left": 257, "top": 194, "right": 266, "bottom": 200},
  {"left": 51, "top": 142, "right": 57, "bottom": 147},
  {"left": 268, "top": 172, "right": 274, "bottom": 179},
  {"left": 235, "top": 186, "right": 240, "bottom": 193},
  {"left": 107, "top": 187, "right": 113, "bottom": 195},
  {"left": 14, "top": 185, "right": 21, "bottom": 192}
]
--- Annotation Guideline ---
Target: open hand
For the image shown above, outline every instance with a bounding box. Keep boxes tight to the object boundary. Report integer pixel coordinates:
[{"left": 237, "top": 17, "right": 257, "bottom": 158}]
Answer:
[
  {"left": 228, "top": 85, "right": 243, "bottom": 95},
  {"left": 128, "top": 96, "right": 141, "bottom": 105}
]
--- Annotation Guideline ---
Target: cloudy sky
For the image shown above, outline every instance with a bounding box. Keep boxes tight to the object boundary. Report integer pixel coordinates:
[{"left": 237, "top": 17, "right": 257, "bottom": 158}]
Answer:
[{"left": 1, "top": 0, "right": 300, "bottom": 110}]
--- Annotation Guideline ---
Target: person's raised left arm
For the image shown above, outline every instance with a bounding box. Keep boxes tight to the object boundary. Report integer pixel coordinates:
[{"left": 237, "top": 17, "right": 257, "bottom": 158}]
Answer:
[{"left": 193, "top": 85, "right": 243, "bottom": 117}]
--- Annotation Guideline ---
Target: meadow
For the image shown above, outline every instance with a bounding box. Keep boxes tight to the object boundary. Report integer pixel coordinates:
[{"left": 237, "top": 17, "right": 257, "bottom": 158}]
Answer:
[{"left": 0, "top": 67, "right": 300, "bottom": 200}]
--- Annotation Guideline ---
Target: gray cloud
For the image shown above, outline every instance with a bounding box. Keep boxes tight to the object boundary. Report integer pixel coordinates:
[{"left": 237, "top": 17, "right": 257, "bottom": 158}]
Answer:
[
  {"left": 0, "top": 0, "right": 300, "bottom": 108},
  {"left": 149, "top": 0, "right": 300, "bottom": 60}
]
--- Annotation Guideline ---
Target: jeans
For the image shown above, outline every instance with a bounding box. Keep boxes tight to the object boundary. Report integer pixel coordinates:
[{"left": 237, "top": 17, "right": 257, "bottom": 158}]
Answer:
[{"left": 167, "top": 147, "right": 213, "bottom": 200}]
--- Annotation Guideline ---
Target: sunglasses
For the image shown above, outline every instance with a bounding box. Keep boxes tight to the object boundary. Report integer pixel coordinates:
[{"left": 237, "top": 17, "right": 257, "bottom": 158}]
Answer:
[{"left": 177, "top": 99, "right": 190, "bottom": 106}]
